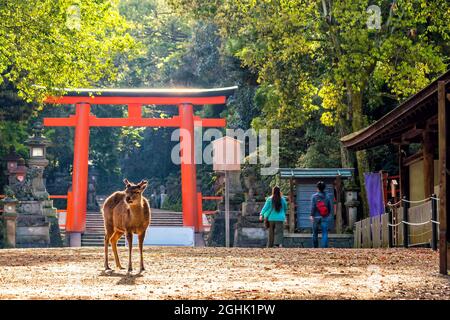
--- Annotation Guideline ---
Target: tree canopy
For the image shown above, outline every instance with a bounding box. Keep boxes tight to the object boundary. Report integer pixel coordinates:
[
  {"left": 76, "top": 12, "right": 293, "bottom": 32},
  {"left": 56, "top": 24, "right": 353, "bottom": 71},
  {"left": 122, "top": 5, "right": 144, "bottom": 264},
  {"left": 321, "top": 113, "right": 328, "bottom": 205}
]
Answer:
[
  {"left": 0, "top": 0, "right": 134, "bottom": 102},
  {"left": 1, "top": 0, "right": 449, "bottom": 216}
]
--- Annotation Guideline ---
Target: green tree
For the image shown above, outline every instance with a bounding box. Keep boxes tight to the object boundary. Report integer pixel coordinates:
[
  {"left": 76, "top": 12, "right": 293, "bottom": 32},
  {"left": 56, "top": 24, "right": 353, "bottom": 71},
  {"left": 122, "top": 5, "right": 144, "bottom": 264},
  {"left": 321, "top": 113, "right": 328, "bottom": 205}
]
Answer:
[
  {"left": 0, "top": 0, "right": 135, "bottom": 102},
  {"left": 172, "top": 0, "right": 450, "bottom": 216}
]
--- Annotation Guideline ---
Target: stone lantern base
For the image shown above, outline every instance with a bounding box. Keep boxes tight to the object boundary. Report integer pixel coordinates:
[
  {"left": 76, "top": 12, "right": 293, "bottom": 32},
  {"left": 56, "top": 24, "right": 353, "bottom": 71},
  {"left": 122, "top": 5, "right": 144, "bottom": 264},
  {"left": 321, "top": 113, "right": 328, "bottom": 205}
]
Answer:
[
  {"left": 233, "top": 201, "right": 267, "bottom": 247},
  {"left": 2, "top": 214, "right": 17, "bottom": 248},
  {"left": 14, "top": 200, "right": 62, "bottom": 248},
  {"left": 16, "top": 213, "right": 50, "bottom": 248}
]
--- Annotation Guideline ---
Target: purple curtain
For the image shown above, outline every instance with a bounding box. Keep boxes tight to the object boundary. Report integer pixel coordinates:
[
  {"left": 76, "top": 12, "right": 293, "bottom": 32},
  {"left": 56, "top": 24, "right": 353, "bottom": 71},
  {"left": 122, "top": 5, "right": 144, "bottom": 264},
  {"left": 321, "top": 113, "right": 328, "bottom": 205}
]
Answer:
[{"left": 364, "top": 172, "right": 385, "bottom": 217}]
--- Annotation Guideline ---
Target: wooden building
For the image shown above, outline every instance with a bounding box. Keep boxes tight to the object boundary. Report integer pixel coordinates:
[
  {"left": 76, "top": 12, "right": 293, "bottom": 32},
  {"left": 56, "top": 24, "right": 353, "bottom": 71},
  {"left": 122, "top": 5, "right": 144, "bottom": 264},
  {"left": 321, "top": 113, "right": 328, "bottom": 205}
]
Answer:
[{"left": 341, "top": 70, "right": 450, "bottom": 275}]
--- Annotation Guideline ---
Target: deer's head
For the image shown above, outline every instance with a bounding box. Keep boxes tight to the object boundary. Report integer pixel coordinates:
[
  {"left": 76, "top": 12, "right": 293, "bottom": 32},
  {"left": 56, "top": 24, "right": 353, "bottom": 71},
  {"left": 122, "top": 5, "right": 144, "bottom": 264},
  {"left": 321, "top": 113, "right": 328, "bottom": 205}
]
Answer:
[{"left": 123, "top": 179, "right": 148, "bottom": 205}]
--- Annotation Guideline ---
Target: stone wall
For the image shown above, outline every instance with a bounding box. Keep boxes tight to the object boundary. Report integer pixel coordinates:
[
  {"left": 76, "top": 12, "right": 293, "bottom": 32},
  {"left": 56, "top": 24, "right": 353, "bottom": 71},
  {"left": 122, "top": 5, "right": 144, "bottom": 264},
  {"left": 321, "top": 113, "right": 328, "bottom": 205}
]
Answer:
[
  {"left": 283, "top": 233, "right": 354, "bottom": 248},
  {"left": 207, "top": 210, "right": 239, "bottom": 247},
  {"left": 233, "top": 201, "right": 267, "bottom": 247}
]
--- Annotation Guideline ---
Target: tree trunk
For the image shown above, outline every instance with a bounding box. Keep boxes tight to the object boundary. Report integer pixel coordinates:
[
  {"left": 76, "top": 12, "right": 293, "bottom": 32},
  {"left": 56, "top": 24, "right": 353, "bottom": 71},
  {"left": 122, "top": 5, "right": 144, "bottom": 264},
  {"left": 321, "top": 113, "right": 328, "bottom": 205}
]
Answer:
[
  {"left": 338, "top": 116, "right": 354, "bottom": 168},
  {"left": 349, "top": 89, "right": 370, "bottom": 218}
]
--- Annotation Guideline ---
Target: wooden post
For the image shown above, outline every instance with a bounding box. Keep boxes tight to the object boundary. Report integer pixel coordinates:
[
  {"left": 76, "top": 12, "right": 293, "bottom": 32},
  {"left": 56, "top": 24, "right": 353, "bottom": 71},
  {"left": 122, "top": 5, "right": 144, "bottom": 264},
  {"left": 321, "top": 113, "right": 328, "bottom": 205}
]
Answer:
[
  {"left": 431, "top": 194, "right": 438, "bottom": 251},
  {"left": 289, "top": 177, "right": 295, "bottom": 233},
  {"left": 335, "top": 175, "right": 343, "bottom": 233},
  {"left": 423, "top": 129, "right": 434, "bottom": 198},
  {"left": 381, "top": 171, "right": 389, "bottom": 206},
  {"left": 197, "top": 192, "right": 203, "bottom": 233},
  {"left": 388, "top": 208, "right": 393, "bottom": 248},
  {"left": 399, "top": 145, "right": 410, "bottom": 200},
  {"left": 224, "top": 170, "right": 230, "bottom": 248},
  {"left": 403, "top": 196, "right": 409, "bottom": 248},
  {"left": 438, "top": 80, "right": 449, "bottom": 275}
]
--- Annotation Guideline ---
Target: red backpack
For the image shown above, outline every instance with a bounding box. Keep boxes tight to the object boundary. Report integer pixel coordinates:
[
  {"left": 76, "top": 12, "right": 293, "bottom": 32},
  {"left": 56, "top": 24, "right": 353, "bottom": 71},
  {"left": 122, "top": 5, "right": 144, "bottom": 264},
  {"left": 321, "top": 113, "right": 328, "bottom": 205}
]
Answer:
[{"left": 316, "top": 197, "right": 329, "bottom": 217}]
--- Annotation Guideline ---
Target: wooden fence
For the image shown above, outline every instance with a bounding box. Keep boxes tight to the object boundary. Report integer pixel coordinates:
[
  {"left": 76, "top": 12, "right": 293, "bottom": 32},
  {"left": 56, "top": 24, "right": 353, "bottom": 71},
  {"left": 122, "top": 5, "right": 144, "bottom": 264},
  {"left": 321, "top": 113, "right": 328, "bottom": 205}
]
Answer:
[
  {"left": 408, "top": 201, "right": 433, "bottom": 246},
  {"left": 355, "top": 214, "right": 389, "bottom": 248},
  {"left": 354, "top": 200, "right": 438, "bottom": 248}
]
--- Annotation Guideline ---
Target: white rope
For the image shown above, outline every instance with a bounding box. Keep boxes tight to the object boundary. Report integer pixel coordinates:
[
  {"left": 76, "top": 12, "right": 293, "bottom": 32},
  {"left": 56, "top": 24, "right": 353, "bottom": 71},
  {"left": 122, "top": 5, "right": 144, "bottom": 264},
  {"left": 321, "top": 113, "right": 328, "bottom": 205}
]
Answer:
[
  {"left": 388, "top": 219, "right": 440, "bottom": 227},
  {"left": 403, "top": 220, "right": 431, "bottom": 226},
  {"left": 401, "top": 197, "right": 431, "bottom": 204},
  {"left": 388, "top": 197, "right": 439, "bottom": 207},
  {"left": 387, "top": 200, "right": 402, "bottom": 207},
  {"left": 388, "top": 221, "right": 403, "bottom": 227}
]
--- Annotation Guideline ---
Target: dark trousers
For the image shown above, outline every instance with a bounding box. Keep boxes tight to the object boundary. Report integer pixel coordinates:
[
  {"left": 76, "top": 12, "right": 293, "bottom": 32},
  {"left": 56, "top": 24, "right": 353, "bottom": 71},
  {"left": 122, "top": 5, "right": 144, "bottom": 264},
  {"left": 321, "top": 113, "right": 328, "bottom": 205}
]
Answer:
[{"left": 267, "top": 221, "right": 284, "bottom": 248}]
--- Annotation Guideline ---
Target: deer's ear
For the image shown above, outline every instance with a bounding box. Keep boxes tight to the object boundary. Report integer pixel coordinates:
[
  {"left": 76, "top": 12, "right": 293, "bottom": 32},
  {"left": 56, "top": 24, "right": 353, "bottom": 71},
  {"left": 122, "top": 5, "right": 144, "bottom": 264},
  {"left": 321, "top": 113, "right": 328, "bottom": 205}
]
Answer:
[
  {"left": 138, "top": 180, "right": 148, "bottom": 191},
  {"left": 123, "top": 178, "right": 131, "bottom": 187}
]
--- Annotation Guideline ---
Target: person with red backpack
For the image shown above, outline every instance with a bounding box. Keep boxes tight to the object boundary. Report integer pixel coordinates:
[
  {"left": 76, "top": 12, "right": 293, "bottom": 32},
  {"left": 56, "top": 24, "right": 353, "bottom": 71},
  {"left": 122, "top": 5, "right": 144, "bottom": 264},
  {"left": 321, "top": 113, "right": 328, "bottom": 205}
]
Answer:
[{"left": 310, "top": 181, "right": 333, "bottom": 248}]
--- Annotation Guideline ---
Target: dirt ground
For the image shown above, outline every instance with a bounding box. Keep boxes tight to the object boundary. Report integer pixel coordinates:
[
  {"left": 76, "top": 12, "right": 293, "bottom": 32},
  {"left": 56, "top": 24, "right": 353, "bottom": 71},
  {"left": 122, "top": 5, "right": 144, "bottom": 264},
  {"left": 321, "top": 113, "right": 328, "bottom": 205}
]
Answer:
[{"left": 0, "top": 247, "right": 448, "bottom": 300}]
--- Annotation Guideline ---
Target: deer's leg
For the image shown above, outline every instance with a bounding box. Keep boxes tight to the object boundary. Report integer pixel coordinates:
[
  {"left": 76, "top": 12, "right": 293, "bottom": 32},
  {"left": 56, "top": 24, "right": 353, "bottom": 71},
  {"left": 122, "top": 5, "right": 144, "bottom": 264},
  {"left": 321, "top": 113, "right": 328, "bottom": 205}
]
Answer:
[
  {"left": 138, "top": 232, "right": 145, "bottom": 272},
  {"left": 126, "top": 232, "right": 133, "bottom": 272},
  {"left": 104, "top": 232, "right": 112, "bottom": 271},
  {"left": 110, "top": 231, "right": 124, "bottom": 270}
]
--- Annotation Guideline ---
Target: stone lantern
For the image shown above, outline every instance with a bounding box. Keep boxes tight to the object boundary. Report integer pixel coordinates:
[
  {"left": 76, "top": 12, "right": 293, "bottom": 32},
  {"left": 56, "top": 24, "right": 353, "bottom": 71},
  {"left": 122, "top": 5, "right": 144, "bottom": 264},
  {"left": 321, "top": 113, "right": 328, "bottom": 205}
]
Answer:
[
  {"left": 3, "top": 146, "right": 20, "bottom": 175},
  {"left": 24, "top": 122, "right": 50, "bottom": 200},
  {"left": 1, "top": 196, "right": 18, "bottom": 248},
  {"left": 87, "top": 165, "right": 99, "bottom": 210},
  {"left": 344, "top": 180, "right": 360, "bottom": 228},
  {"left": 2, "top": 145, "right": 28, "bottom": 187},
  {"left": 89, "top": 165, "right": 99, "bottom": 183},
  {"left": 25, "top": 122, "right": 50, "bottom": 168},
  {"left": 7, "top": 157, "right": 28, "bottom": 189}
]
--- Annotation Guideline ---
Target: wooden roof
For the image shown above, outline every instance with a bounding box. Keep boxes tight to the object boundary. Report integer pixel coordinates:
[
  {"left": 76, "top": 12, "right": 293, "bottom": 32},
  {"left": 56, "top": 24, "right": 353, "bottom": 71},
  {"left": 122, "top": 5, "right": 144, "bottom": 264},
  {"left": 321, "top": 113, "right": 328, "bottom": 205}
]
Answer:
[
  {"left": 51, "top": 86, "right": 238, "bottom": 98},
  {"left": 45, "top": 86, "right": 238, "bottom": 105},
  {"left": 341, "top": 70, "right": 450, "bottom": 150},
  {"left": 279, "top": 168, "right": 354, "bottom": 179}
]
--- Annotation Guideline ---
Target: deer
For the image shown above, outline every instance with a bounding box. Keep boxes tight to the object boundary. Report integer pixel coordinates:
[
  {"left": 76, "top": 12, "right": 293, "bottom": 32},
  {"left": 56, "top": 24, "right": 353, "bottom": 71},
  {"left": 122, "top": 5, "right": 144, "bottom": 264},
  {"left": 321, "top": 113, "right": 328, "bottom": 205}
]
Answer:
[{"left": 102, "top": 179, "right": 151, "bottom": 273}]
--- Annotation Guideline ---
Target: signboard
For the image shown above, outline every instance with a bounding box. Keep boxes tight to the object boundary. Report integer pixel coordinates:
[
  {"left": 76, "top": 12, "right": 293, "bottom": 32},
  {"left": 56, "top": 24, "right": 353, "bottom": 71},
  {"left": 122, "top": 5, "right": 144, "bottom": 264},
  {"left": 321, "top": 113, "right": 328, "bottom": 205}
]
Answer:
[
  {"left": 212, "top": 136, "right": 242, "bottom": 171},
  {"left": 211, "top": 136, "right": 241, "bottom": 247}
]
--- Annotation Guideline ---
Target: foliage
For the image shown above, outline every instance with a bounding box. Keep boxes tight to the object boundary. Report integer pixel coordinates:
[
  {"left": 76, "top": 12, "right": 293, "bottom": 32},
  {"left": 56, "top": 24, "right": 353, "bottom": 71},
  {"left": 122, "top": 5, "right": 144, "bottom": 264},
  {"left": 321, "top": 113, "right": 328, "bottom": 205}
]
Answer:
[
  {"left": 297, "top": 121, "right": 342, "bottom": 168},
  {"left": 170, "top": 0, "right": 450, "bottom": 216},
  {"left": 2, "top": 0, "right": 449, "bottom": 218},
  {"left": 0, "top": 0, "right": 135, "bottom": 103},
  {"left": 173, "top": 0, "right": 449, "bottom": 130}
]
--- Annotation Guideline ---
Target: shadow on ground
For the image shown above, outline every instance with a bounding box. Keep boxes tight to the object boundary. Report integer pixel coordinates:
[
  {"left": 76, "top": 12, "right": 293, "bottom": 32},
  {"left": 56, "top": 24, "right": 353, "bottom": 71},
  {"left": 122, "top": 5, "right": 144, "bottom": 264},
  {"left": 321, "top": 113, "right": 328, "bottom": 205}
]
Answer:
[{"left": 99, "top": 270, "right": 144, "bottom": 285}]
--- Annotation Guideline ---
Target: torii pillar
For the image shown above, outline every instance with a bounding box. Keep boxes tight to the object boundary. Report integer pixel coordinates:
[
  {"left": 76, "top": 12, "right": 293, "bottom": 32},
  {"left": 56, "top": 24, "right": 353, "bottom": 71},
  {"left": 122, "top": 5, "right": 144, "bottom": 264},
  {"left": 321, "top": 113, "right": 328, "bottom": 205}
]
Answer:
[
  {"left": 69, "top": 103, "right": 90, "bottom": 246},
  {"left": 179, "top": 103, "right": 198, "bottom": 229}
]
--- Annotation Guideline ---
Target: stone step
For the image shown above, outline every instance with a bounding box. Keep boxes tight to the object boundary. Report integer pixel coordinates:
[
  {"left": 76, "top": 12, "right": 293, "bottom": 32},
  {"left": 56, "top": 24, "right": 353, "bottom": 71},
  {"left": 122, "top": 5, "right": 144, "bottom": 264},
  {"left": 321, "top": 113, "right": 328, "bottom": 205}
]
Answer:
[
  {"left": 85, "top": 224, "right": 183, "bottom": 232},
  {"left": 86, "top": 219, "right": 183, "bottom": 224},
  {"left": 86, "top": 214, "right": 182, "bottom": 219},
  {"left": 82, "top": 241, "right": 126, "bottom": 247},
  {"left": 82, "top": 209, "right": 184, "bottom": 247},
  {"left": 81, "top": 234, "right": 126, "bottom": 247},
  {"left": 81, "top": 207, "right": 188, "bottom": 246},
  {"left": 85, "top": 219, "right": 183, "bottom": 222}
]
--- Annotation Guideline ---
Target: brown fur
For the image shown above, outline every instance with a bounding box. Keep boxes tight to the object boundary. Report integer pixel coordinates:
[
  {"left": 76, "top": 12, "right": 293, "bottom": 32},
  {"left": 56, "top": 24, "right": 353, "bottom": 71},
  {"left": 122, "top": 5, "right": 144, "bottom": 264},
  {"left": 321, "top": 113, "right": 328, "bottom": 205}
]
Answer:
[{"left": 102, "top": 179, "right": 151, "bottom": 272}]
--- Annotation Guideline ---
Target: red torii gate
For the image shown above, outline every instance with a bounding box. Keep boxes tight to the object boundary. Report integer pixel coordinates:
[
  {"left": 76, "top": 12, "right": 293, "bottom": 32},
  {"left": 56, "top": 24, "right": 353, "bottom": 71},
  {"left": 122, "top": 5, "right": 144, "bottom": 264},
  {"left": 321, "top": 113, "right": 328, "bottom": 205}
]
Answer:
[{"left": 44, "top": 87, "right": 237, "bottom": 245}]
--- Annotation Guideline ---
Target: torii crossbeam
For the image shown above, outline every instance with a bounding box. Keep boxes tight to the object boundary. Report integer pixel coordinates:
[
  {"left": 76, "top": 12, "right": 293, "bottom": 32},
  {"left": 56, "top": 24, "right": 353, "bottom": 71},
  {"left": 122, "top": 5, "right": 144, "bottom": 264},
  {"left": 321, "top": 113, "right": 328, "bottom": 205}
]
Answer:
[{"left": 44, "top": 87, "right": 237, "bottom": 246}]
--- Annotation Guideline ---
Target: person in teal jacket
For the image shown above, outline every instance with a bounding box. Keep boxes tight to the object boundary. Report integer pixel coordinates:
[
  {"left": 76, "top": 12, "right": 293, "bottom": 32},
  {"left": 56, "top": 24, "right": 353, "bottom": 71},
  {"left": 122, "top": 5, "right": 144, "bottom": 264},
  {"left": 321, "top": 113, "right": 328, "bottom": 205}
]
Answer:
[{"left": 259, "top": 186, "right": 287, "bottom": 248}]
